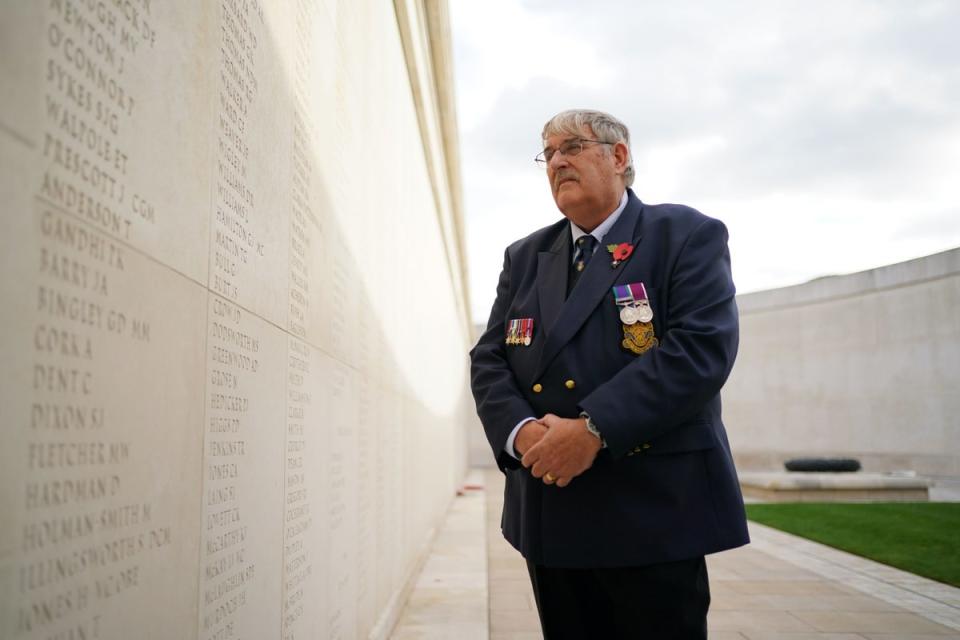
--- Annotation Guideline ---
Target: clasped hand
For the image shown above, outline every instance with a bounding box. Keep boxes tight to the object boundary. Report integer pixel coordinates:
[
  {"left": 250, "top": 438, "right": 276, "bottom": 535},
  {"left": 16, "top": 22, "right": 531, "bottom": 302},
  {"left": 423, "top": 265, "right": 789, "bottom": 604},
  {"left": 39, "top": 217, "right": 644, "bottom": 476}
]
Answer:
[{"left": 518, "top": 413, "right": 601, "bottom": 488}]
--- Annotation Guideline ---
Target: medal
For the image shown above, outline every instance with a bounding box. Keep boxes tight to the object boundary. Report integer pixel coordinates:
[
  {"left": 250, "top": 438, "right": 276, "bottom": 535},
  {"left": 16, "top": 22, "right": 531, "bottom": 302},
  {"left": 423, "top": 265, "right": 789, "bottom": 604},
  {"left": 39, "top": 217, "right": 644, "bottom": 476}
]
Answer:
[
  {"left": 635, "top": 301, "right": 653, "bottom": 323},
  {"left": 612, "top": 283, "right": 657, "bottom": 354},
  {"left": 507, "top": 318, "right": 534, "bottom": 346},
  {"left": 619, "top": 306, "right": 640, "bottom": 325},
  {"left": 612, "top": 282, "right": 654, "bottom": 325}
]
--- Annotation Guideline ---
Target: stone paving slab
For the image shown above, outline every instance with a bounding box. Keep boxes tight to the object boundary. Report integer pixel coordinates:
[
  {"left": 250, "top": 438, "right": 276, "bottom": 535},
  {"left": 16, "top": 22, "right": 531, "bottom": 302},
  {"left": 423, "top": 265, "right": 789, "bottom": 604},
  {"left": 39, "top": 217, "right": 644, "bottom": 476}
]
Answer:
[
  {"left": 747, "top": 522, "right": 960, "bottom": 631},
  {"left": 392, "top": 468, "right": 960, "bottom": 639},
  {"left": 390, "top": 469, "right": 488, "bottom": 640}
]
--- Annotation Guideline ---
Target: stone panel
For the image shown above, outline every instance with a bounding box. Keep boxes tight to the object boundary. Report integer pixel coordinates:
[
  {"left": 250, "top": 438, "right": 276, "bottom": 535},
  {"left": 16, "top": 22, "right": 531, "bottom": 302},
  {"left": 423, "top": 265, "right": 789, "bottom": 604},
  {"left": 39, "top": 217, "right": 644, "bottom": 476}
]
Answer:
[
  {"left": 199, "top": 298, "right": 286, "bottom": 640},
  {"left": 281, "top": 337, "right": 327, "bottom": 640},
  {"left": 37, "top": 1, "right": 213, "bottom": 283},
  {"left": 209, "top": 0, "right": 291, "bottom": 327},
  {"left": 1, "top": 201, "right": 206, "bottom": 640}
]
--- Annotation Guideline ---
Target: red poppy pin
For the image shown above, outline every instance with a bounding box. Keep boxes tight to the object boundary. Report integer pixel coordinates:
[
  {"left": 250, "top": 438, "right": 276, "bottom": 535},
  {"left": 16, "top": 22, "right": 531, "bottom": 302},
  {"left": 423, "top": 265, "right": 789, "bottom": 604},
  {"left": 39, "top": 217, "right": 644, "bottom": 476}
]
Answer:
[{"left": 606, "top": 242, "right": 634, "bottom": 268}]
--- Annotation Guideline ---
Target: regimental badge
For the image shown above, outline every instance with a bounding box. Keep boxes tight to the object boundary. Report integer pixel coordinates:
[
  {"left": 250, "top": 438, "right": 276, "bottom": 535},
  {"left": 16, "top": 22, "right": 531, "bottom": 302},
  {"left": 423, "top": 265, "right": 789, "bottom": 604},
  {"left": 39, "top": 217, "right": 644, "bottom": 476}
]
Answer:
[
  {"left": 506, "top": 318, "right": 534, "bottom": 346},
  {"left": 622, "top": 321, "right": 659, "bottom": 356}
]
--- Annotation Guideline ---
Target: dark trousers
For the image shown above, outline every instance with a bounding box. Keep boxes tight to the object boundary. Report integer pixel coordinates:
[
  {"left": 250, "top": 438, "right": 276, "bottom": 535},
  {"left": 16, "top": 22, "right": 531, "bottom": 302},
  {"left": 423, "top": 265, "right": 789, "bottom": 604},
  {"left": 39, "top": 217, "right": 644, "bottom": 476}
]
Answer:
[{"left": 526, "top": 556, "right": 710, "bottom": 639}]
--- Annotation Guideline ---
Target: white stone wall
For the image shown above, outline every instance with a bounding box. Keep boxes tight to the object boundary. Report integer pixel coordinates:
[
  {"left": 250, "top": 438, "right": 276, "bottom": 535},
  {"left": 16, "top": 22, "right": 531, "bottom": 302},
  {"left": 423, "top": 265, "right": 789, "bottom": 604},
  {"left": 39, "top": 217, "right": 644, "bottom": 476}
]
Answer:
[
  {"left": 0, "top": 2, "right": 471, "bottom": 639},
  {"left": 724, "top": 248, "right": 960, "bottom": 476}
]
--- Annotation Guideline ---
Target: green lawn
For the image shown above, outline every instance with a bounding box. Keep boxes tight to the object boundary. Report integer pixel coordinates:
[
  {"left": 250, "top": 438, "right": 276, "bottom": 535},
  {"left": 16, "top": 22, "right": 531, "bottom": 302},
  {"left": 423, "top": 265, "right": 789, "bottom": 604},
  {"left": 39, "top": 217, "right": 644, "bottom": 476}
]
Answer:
[{"left": 745, "top": 502, "right": 960, "bottom": 587}]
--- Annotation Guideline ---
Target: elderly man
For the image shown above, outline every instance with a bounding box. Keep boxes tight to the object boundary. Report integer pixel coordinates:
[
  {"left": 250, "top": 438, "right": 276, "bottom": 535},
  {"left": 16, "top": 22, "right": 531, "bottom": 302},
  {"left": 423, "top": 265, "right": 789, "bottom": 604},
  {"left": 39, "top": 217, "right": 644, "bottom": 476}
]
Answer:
[{"left": 470, "top": 110, "right": 749, "bottom": 639}]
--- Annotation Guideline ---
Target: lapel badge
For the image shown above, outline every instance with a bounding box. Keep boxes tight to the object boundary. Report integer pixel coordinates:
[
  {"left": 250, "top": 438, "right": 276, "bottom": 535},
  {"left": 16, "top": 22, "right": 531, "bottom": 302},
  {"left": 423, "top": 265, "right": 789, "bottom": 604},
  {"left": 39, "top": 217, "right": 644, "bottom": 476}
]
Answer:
[
  {"left": 506, "top": 318, "right": 534, "bottom": 346},
  {"left": 606, "top": 242, "right": 634, "bottom": 268}
]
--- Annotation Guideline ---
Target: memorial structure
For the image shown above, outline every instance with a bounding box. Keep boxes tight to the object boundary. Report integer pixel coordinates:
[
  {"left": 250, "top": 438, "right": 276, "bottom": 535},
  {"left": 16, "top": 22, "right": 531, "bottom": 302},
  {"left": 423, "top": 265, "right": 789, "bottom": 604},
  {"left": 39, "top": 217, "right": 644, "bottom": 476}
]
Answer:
[
  {"left": 0, "top": 1, "right": 473, "bottom": 639},
  {"left": 724, "top": 248, "right": 960, "bottom": 478}
]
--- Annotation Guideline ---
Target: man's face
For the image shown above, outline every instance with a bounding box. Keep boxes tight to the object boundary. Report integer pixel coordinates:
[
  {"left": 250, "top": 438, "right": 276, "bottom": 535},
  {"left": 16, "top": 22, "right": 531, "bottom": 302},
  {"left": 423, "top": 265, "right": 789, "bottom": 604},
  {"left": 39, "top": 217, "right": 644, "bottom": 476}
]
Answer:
[{"left": 543, "top": 126, "right": 625, "bottom": 225}]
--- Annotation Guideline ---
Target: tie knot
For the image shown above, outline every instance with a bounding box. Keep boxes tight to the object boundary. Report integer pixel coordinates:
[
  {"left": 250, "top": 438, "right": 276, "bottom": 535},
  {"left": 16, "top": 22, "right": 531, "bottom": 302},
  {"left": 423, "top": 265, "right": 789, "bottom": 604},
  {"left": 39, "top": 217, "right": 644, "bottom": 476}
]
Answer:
[
  {"left": 573, "top": 235, "right": 598, "bottom": 275},
  {"left": 577, "top": 235, "right": 597, "bottom": 258}
]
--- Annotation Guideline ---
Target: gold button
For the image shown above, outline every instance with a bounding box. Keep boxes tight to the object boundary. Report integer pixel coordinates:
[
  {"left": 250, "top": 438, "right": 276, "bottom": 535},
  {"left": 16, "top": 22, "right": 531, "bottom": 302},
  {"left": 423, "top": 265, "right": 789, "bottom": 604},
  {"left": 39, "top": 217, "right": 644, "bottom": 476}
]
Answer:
[
  {"left": 532, "top": 383, "right": 543, "bottom": 393},
  {"left": 565, "top": 379, "right": 576, "bottom": 390},
  {"left": 642, "top": 443, "right": 651, "bottom": 449}
]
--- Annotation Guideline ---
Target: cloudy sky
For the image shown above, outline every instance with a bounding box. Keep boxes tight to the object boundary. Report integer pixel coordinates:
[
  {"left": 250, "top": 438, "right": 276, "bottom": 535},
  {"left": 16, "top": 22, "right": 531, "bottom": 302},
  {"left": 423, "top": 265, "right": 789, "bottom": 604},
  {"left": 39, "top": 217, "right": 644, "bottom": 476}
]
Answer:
[{"left": 450, "top": 0, "right": 960, "bottom": 322}]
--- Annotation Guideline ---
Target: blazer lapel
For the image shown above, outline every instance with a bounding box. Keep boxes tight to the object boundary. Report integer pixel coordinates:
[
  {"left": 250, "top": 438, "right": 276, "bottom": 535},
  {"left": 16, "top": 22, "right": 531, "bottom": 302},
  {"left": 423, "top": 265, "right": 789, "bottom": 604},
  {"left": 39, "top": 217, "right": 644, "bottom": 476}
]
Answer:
[
  {"left": 536, "top": 226, "right": 569, "bottom": 336},
  {"left": 535, "top": 194, "right": 645, "bottom": 378}
]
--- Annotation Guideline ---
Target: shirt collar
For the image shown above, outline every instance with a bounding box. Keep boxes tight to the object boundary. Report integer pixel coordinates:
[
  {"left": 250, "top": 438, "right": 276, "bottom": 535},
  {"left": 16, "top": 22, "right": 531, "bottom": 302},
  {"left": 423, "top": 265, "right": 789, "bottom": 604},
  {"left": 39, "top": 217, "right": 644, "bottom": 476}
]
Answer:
[{"left": 569, "top": 190, "right": 629, "bottom": 248}]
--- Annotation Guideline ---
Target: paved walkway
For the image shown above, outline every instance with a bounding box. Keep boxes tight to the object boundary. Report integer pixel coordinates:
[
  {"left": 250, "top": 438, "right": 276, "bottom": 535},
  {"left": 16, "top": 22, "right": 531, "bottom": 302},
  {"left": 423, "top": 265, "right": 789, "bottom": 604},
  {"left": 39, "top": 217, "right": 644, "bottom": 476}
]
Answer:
[{"left": 392, "top": 469, "right": 960, "bottom": 639}]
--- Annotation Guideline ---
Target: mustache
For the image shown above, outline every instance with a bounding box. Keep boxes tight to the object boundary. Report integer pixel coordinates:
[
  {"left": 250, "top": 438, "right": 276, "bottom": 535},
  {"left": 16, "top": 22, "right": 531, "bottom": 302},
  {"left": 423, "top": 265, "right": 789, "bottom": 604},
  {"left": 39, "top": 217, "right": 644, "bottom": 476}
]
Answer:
[{"left": 553, "top": 171, "right": 579, "bottom": 188}]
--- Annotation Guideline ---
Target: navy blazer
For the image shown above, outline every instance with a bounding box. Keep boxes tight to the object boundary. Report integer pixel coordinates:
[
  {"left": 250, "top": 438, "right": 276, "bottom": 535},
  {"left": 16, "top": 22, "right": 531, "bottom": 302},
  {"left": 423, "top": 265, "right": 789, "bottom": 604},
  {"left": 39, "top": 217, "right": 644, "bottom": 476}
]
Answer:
[{"left": 470, "top": 189, "right": 749, "bottom": 568}]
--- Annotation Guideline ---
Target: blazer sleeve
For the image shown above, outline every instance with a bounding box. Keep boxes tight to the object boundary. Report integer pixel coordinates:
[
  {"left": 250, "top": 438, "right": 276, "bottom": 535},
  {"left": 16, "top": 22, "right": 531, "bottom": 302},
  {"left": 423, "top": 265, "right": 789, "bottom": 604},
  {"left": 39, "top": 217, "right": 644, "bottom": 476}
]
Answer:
[
  {"left": 579, "top": 216, "right": 739, "bottom": 458},
  {"left": 469, "top": 247, "right": 536, "bottom": 470}
]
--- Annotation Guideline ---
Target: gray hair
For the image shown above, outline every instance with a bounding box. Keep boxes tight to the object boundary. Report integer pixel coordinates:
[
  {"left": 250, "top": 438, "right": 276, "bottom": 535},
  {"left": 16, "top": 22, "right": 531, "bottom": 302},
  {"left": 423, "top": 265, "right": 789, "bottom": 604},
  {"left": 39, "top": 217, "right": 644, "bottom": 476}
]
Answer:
[{"left": 541, "top": 109, "right": 635, "bottom": 186}]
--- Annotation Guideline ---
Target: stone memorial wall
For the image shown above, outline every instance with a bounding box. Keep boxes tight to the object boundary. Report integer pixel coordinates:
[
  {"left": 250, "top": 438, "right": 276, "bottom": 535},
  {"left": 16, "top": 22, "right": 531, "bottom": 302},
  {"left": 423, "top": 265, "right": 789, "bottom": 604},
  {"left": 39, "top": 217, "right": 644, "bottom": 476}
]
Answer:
[
  {"left": 0, "top": 2, "right": 473, "bottom": 639},
  {"left": 724, "top": 248, "right": 960, "bottom": 476}
]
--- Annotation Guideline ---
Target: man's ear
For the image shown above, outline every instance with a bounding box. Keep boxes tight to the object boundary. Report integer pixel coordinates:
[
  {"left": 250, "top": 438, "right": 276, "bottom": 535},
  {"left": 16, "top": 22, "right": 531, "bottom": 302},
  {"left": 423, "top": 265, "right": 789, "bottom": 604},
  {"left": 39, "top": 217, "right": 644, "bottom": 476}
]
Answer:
[{"left": 612, "top": 141, "right": 629, "bottom": 174}]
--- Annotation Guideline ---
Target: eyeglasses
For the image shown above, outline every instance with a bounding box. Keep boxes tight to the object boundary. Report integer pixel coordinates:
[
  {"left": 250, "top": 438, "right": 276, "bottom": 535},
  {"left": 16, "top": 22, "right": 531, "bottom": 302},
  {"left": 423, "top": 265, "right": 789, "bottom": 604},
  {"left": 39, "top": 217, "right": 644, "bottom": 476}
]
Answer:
[{"left": 535, "top": 138, "right": 613, "bottom": 165}]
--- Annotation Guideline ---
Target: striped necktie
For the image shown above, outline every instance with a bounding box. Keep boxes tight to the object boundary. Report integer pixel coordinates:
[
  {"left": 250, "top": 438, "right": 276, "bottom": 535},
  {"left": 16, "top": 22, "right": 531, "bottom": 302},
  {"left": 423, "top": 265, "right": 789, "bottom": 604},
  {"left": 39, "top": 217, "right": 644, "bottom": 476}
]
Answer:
[{"left": 568, "top": 234, "right": 598, "bottom": 295}]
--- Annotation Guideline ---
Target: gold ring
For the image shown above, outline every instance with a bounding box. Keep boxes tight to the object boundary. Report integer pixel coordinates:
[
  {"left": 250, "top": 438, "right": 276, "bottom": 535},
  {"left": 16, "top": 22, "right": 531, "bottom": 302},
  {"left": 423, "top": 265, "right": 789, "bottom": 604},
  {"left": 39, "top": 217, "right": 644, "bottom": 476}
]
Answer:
[{"left": 545, "top": 473, "right": 556, "bottom": 482}]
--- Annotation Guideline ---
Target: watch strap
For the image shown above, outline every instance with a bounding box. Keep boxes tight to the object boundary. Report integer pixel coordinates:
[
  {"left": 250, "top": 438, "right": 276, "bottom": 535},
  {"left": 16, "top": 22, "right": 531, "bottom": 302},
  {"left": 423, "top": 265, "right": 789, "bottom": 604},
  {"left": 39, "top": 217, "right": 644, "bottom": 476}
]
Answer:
[{"left": 579, "top": 412, "right": 607, "bottom": 448}]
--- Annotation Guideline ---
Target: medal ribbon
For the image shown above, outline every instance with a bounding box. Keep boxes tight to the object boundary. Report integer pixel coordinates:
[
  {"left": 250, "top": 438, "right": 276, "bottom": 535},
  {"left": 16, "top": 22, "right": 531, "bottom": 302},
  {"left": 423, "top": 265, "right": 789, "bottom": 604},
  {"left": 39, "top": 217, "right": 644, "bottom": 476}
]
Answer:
[
  {"left": 612, "top": 283, "right": 649, "bottom": 306},
  {"left": 612, "top": 284, "right": 633, "bottom": 306},
  {"left": 628, "top": 282, "right": 648, "bottom": 302},
  {"left": 507, "top": 318, "right": 536, "bottom": 344}
]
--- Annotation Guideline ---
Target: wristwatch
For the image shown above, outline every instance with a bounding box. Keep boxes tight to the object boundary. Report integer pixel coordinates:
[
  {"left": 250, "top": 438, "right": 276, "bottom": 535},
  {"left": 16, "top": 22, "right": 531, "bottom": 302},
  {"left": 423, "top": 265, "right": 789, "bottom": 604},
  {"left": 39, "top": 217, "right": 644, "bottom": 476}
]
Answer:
[{"left": 580, "top": 412, "right": 607, "bottom": 448}]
